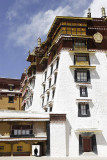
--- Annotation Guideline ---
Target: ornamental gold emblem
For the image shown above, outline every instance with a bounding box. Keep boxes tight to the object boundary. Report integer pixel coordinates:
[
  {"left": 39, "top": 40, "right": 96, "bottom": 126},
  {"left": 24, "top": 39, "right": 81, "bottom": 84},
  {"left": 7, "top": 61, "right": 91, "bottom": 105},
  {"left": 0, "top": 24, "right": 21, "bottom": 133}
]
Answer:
[{"left": 93, "top": 32, "right": 103, "bottom": 43}]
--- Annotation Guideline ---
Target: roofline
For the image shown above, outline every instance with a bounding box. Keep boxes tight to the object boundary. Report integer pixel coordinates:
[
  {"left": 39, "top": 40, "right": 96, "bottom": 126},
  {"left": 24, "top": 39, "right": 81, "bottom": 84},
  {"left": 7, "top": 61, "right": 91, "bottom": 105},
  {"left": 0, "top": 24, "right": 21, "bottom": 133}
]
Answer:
[
  {"left": 47, "top": 16, "right": 93, "bottom": 37},
  {"left": 0, "top": 77, "right": 21, "bottom": 80}
]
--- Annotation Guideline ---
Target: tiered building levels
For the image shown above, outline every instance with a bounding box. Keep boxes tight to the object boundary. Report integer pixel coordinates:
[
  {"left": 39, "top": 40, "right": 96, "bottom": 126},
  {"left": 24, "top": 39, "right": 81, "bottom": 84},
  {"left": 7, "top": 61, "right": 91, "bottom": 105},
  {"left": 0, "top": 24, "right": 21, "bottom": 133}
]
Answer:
[{"left": 1, "top": 8, "right": 107, "bottom": 157}]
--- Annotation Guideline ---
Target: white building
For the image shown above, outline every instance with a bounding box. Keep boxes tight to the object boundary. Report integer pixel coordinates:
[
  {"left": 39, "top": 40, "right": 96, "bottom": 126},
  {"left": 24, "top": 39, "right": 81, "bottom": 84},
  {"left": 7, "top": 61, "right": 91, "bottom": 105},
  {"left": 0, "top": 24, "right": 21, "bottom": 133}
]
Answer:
[{"left": 22, "top": 8, "right": 107, "bottom": 157}]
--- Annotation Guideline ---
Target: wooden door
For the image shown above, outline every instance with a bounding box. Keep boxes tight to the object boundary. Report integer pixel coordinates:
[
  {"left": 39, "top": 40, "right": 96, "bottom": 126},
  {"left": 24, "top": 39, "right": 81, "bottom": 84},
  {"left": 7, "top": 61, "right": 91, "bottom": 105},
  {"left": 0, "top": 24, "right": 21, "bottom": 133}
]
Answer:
[{"left": 83, "top": 137, "right": 91, "bottom": 152}]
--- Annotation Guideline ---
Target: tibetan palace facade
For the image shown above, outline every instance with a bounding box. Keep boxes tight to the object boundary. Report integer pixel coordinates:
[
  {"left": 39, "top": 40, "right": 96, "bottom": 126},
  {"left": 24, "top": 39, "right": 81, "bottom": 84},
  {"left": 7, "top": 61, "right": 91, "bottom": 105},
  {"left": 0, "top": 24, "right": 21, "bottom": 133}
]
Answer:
[{"left": 1, "top": 8, "right": 107, "bottom": 157}]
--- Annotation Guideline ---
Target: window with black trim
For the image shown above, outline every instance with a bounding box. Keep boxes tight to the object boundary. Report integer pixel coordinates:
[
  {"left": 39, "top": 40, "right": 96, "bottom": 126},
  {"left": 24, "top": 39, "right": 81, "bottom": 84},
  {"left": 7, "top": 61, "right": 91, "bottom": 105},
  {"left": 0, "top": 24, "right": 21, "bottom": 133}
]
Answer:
[
  {"left": 74, "top": 40, "right": 87, "bottom": 49},
  {"left": 9, "top": 86, "right": 14, "bottom": 91},
  {"left": 42, "top": 98, "right": 44, "bottom": 107},
  {"left": 43, "top": 85, "right": 45, "bottom": 93},
  {"left": 78, "top": 103, "right": 90, "bottom": 117},
  {"left": 52, "top": 89, "right": 55, "bottom": 99},
  {"left": 50, "top": 64, "right": 53, "bottom": 75},
  {"left": 80, "top": 87, "right": 88, "bottom": 97},
  {"left": 50, "top": 107, "right": 52, "bottom": 112},
  {"left": 47, "top": 94, "right": 50, "bottom": 102},
  {"left": 11, "top": 125, "right": 33, "bottom": 136},
  {"left": 54, "top": 73, "right": 57, "bottom": 84},
  {"left": 44, "top": 71, "right": 47, "bottom": 81},
  {"left": 49, "top": 79, "right": 51, "bottom": 88},
  {"left": 75, "top": 70, "right": 90, "bottom": 82},
  {"left": 17, "top": 146, "right": 23, "bottom": 152},
  {"left": 56, "top": 59, "right": 59, "bottom": 69},
  {"left": 8, "top": 96, "right": 14, "bottom": 103},
  {"left": 0, "top": 146, "right": 4, "bottom": 150},
  {"left": 74, "top": 54, "right": 89, "bottom": 65}
]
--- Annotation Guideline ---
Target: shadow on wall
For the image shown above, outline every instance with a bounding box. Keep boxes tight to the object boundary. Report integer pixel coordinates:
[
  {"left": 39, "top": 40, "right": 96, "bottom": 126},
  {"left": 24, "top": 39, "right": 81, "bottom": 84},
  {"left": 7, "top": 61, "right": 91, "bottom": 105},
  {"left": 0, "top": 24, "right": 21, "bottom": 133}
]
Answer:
[
  {"left": 66, "top": 118, "right": 72, "bottom": 156},
  {"left": 97, "top": 133, "right": 107, "bottom": 145},
  {"left": 91, "top": 70, "right": 100, "bottom": 79},
  {"left": 90, "top": 55, "right": 100, "bottom": 65}
]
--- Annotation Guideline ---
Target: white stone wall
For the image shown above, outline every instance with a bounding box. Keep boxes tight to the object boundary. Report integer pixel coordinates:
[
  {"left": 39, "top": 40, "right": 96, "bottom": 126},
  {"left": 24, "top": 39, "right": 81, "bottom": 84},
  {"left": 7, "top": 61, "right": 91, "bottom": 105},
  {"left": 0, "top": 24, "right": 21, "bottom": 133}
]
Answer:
[
  {"left": 33, "top": 121, "right": 46, "bottom": 137},
  {"left": 50, "top": 121, "right": 66, "bottom": 157},
  {"left": 51, "top": 50, "right": 107, "bottom": 156},
  {"left": 27, "top": 73, "right": 43, "bottom": 111}
]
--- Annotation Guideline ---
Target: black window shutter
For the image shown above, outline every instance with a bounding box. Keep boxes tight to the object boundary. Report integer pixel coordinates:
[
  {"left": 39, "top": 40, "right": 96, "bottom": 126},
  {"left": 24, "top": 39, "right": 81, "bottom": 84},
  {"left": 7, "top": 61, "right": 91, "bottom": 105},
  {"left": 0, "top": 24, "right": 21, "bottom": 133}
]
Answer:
[
  {"left": 79, "top": 135, "right": 83, "bottom": 155},
  {"left": 87, "top": 70, "right": 90, "bottom": 82},
  {"left": 86, "top": 104, "right": 90, "bottom": 117},
  {"left": 92, "top": 134, "right": 97, "bottom": 154},
  {"left": 80, "top": 87, "right": 82, "bottom": 97},
  {"left": 74, "top": 70, "right": 77, "bottom": 82},
  {"left": 74, "top": 55, "right": 76, "bottom": 65},
  {"left": 78, "top": 103, "right": 81, "bottom": 117}
]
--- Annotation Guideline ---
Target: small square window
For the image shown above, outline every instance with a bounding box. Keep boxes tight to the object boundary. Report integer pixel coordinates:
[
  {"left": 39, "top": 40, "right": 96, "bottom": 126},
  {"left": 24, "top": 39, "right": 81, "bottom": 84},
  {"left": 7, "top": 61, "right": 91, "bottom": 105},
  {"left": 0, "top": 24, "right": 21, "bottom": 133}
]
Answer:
[
  {"left": 78, "top": 103, "right": 90, "bottom": 117},
  {"left": 0, "top": 146, "right": 4, "bottom": 150},
  {"left": 17, "top": 146, "right": 23, "bottom": 152},
  {"left": 8, "top": 96, "right": 14, "bottom": 103},
  {"left": 80, "top": 87, "right": 88, "bottom": 97},
  {"left": 9, "top": 86, "right": 13, "bottom": 91}
]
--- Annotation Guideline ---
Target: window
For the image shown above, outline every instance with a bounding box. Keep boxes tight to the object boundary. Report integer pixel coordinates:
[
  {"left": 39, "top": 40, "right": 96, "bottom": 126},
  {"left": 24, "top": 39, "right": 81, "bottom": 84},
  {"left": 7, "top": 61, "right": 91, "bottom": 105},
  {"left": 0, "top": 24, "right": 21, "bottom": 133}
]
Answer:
[
  {"left": 74, "top": 54, "right": 89, "bottom": 65},
  {"left": 0, "top": 146, "right": 4, "bottom": 150},
  {"left": 50, "top": 64, "right": 53, "bottom": 75},
  {"left": 47, "top": 94, "right": 50, "bottom": 102},
  {"left": 42, "top": 98, "right": 44, "bottom": 107},
  {"left": 50, "top": 107, "right": 52, "bottom": 112},
  {"left": 11, "top": 125, "right": 33, "bottom": 136},
  {"left": 8, "top": 96, "right": 14, "bottom": 103},
  {"left": 43, "top": 85, "right": 45, "bottom": 93},
  {"left": 74, "top": 40, "right": 86, "bottom": 47},
  {"left": 52, "top": 90, "right": 55, "bottom": 99},
  {"left": 75, "top": 70, "right": 90, "bottom": 82},
  {"left": 49, "top": 79, "right": 51, "bottom": 88},
  {"left": 56, "top": 59, "right": 59, "bottom": 69},
  {"left": 80, "top": 87, "right": 88, "bottom": 97},
  {"left": 9, "top": 86, "right": 14, "bottom": 91},
  {"left": 54, "top": 73, "right": 57, "bottom": 84},
  {"left": 44, "top": 71, "right": 47, "bottom": 81},
  {"left": 17, "top": 146, "right": 23, "bottom": 152},
  {"left": 78, "top": 103, "right": 90, "bottom": 117}
]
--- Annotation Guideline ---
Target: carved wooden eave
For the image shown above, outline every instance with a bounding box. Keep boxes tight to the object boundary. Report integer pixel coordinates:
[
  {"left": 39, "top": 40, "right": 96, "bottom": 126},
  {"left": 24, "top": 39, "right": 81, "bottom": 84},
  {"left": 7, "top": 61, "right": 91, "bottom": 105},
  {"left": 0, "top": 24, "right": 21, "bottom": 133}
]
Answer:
[
  {"left": 47, "top": 16, "right": 93, "bottom": 38},
  {"left": 39, "top": 56, "right": 48, "bottom": 64},
  {"left": 69, "top": 65, "right": 96, "bottom": 69}
]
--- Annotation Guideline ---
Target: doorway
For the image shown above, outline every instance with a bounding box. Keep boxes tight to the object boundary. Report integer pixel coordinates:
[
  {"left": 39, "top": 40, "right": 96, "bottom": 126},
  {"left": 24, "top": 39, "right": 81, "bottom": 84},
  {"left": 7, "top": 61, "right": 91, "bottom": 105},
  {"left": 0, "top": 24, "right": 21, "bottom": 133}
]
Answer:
[{"left": 83, "top": 137, "right": 91, "bottom": 152}]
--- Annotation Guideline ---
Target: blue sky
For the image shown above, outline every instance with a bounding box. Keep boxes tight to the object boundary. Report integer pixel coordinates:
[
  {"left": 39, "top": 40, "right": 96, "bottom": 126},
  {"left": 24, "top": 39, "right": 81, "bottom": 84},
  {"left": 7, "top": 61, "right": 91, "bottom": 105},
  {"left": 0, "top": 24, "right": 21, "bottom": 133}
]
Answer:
[{"left": 0, "top": 0, "right": 106, "bottom": 79}]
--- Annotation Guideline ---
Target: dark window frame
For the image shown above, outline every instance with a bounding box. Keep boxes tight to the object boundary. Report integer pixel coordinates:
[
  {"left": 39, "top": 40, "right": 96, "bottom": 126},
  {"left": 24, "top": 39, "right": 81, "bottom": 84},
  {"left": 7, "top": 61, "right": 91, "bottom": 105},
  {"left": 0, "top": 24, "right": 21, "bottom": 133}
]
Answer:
[
  {"left": 0, "top": 146, "right": 4, "bottom": 150},
  {"left": 80, "top": 87, "right": 88, "bottom": 97},
  {"left": 74, "top": 54, "right": 90, "bottom": 65},
  {"left": 75, "top": 70, "right": 90, "bottom": 82},
  {"left": 54, "top": 73, "right": 57, "bottom": 84},
  {"left": 50, "top": 64, "right": 53, "bottom": 75},
  {"left": 78, "top": 103, "right": 90, "bottom": 117},
  {"left": 8, "top": 96, "right": 14, "bottom": 103},
  {"left": 17, "top": 146, "right": 23, "bottom": 152},
  {"left": 49, "top": 79, "right": 51, "bottom": 88}
]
